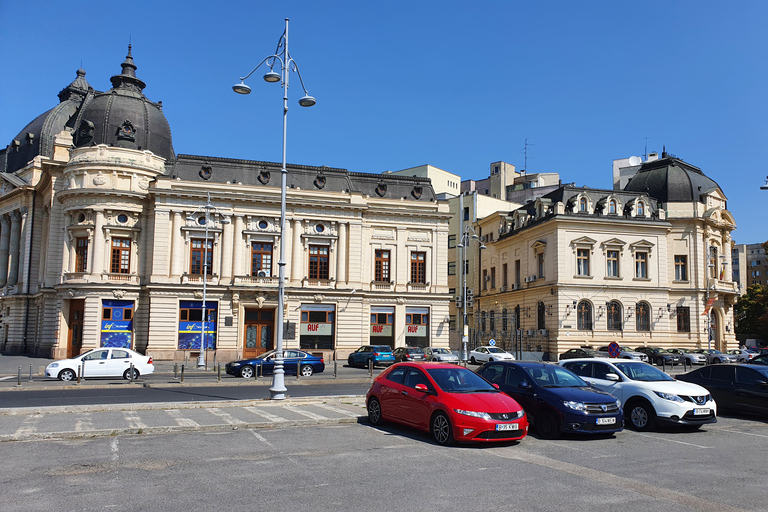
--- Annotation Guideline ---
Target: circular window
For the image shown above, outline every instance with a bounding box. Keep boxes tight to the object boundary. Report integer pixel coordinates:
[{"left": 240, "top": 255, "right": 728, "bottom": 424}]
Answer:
[
  {"left": 77, "top": 213, "right": 86, "bottom": 223},
  {"left": 197, "top": 216, "right": 207, "bottom": 226},
  {"left": 117, "top": 214, "right": 128, "bottom": 224},
  {"left": 315, "top": 224, "right": 325, "bottom": 233},
  {"left": 258, "top": 220, "right": 268, "bottom": 230}
]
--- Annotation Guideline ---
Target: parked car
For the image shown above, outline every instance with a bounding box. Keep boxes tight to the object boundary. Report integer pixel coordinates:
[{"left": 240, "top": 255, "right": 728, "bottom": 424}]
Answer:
[
  {"left": 225, "top": 350, "right": 325, "bottom": 378},
  {"left": 749, "top": 354, "right": 768, "bottom": 365},
  {"left": 692, "top": 349, "right": 738, "bottom": 365},
  {"left": 596, "top": 345, "right": 649, "bottom": 362},
  {"left": 559, "top": 348, "right": 609, "bottom": 361},
  {"left": 392, "top": 347, "right": 426, "bottom": 362},
  {"left": 726, "top": 348, "right": 759, "bottom": 363},
  {"left": 676, "top": 364, "right": 768, "bottom": 417},
  {"left": 348, "top": 345, "right": 396, "bottom": 368},
  {"left": 559, "top": 358, "right": 716, "bottom": 431},
  {"left": 469, "top": 346, "right": 515, "bottom": 364},
  {"left": 45, "top": 347, "right": 154, "bottom": 381},
  {"left": 667, "top": 348, "right": 707, "bottom": 366},
  {"left": 476, "top": 361, "right": 623, "bottom": 439},
  {"left": 423, "top": 347, "right": 460, "bottom": 363},
  {"left": 634, "top": 346, "right": 681, "bottom": 366},
  {"left": 366, "top": 362, "right": 528, "bottom": 445}
]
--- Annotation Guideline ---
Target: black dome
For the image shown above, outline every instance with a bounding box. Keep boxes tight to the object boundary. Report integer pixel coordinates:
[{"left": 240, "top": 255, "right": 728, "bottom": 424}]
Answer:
[
  {"left": 74, "top": 46, "right": 174, "bottom": 161},
  {"left": 624, "top": 157, "right": 721, "bottom": 203}
]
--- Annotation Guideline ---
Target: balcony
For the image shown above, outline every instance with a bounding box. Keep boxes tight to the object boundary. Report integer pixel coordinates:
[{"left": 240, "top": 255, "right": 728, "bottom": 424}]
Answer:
[
  {"left": 371, "top": 281, "right": 394, "bottom": 291},
  {"left": 233, "top": 275, "right": 279, "bottom": 286},
  {"left": 104, "top": 273, "right": 139, "bottom": 284},
  {"left": 63, "top": 272, "right": 89, "bottom": 283},
  {"left": 302, "top": 278, "right": 334, "bottom": 288},
  {"left": 407, "top": 282, "right": 430, "bottom": 293},
  {"left": 182, "top": 274, "right": 219, "bottom": 285}
]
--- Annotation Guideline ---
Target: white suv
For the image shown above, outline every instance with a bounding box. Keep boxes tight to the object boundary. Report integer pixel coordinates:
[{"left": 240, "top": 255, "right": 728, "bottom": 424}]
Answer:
[{"left": 559, "top": 358, "right": 716, "bottom": 431}]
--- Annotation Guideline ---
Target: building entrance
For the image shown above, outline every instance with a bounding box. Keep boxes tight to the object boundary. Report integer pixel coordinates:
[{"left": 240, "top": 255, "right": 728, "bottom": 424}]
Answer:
[
  {"left": 67, "top": 300, "right": 84, "bottom": 358},
  {"left": 243, "top": 309, "right": 275, "bottom": 358}
]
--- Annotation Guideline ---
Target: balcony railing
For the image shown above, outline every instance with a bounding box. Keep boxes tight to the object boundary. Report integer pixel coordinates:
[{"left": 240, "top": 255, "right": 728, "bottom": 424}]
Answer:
[
  {"left": 302, "top": 278, "right": 334, "bottom": 288},
  {"left": 182, "top": 274, "right": 219, "bottom": 285},
  {"left": 371, "top": 281, "right": 393, "bottom": 291},
  {"left": 63, "top": 272, "right": 88, "bottom": 282},
  {"left": 233, "top": 275, "right": 279, "bottom": 286},
  {"left": 104, "top": 273, "right": 139, "bottom": 284}
]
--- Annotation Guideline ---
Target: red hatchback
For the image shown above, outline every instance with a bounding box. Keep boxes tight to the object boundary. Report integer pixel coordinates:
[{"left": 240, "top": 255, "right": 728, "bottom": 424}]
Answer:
[{"left": 366, "top": 362, "right": 528, "bottom": 445}]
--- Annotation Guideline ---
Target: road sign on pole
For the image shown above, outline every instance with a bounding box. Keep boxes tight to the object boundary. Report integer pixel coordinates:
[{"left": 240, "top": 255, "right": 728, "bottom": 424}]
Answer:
[{"left": 608, "top": 342, "right": 620, "bottom": 358}]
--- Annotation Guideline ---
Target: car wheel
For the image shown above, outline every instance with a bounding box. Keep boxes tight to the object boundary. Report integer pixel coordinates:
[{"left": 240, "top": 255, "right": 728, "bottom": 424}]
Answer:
[
  {"left": 348, "top": 357, "right": 355, "bottom": 368},
  {"left": 536, "top": 412, "right": 562, "bottom": 440},
  {"left": 368, "top": 397, "right": 383, "bottom": 425},
  {"left": 300, "top": 364, "right": 314, "bottom": 377},
  {"left": 58, "top": 369, "right": 76, "bottom": 382},
  {"left": 239, "top": 366, "right": 255, "bottom": 379},
  {"left": 123, "top": 368, "right": 140, "bottom": 380},
  {"left": 431, "top": 412, "right": 455, "bottom": 446},
  {"left": 713, "top": 358, "right": 721, "bottom": 364},
  {"left": 626, "top": 399, "right": 656, "bottom": 431},
  {"left": 470, "top": 357, "right": 477, "bottom": 365}
]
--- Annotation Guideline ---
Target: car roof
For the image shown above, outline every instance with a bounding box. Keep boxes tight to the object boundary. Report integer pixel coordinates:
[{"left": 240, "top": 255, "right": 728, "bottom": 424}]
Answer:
[
  {"left": 489, "top": 361, "right": 551, "bottom": 368},
  {"left": 561, "top": 357, "right": 637, "bottom": 364},
  {"left": 393, "top": 361, "right": 465, "bottom": 369}
]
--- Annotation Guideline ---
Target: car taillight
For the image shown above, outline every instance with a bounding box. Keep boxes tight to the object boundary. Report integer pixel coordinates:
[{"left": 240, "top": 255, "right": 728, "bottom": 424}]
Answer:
[
  {"left": 374, "top": 352, "right": 381, "bottom": 356},
  {"left": 147, "top": 357, "right": 153, "bottom": 364}
]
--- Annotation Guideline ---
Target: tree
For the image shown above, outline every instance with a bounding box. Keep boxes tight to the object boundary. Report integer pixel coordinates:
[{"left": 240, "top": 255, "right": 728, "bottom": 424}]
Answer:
[{"left": 735, "top": 283, "right": 768, "bottom": 340}]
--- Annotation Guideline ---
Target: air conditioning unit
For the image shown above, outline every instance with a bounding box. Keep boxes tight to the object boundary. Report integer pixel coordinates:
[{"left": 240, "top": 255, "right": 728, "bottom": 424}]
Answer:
[
  {"left": 513, "top": 283, "right": 519, "bottom": 290},
  {"left": 500, "top": 286, "right": 508, "bottom": 292},
  {"left": 539, "top": 329, "right": 548, "bottom": 336},
  {"left": 530, "top": 275, "right": 537, "bottom": 281},
  {"left": 257, "top": 271, "right": 267, "bottom": 277},
  {"left": 523, "top": 276, "right": 530, "bottom": 283},
  {"left": 484, "top": 275, "right": 491, "bottom": 281},
  {"left": 526, "top": 329, "right": 535, "bottom": 336}
]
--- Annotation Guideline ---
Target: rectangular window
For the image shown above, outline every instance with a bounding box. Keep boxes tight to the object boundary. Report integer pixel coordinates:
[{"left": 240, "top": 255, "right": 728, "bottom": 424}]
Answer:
[
  {"left": 410, "top": 252, "right": 426, "bottom": 283},
  {"left": 448, "top": 235, "right": 456, "bottom": 249},
  {"left": 111, "top": 238, "right": 131, "bottom": 274},
  {"left": 447, "top": 261, "right": 456, "bottom": 276},
  {"left": 577, "top": 249, "right": 590, "bottom": 276},
  {"left": 502, "top": 263, "right": 508, "bottom": 288},
  {"left": 635, "top": 252, "right": 648, "bottom": 278},
  {"left": 675, "top": 255, "right": 688, "bottom": 281},
  {"left": 375, "top": 250, "right": 390, "bottom": 282},
  {"left": 490, "top": 267, "right": 496, "bottom": 289},
  {"left": 463, "top": 207, "right": 469, "bottom": 221},
  {"left": 676, "top": 306, "right": 690, "bottom": 333},
  {"left": 515, "top": 260, "right": 521, "bottom": 287},
  {"left": 709, "top": 247, "right": 718, "bottom": 279},
  {"left": 449, "top": 315, "right": 456, "bottom": 331},
  {"left": 251, "top": 242, "right": 273, "bottom": 276},
  {"left": 482, "top": 269, "right": 488, "bottom": 290},
  {"left": 537, "top": 253, "right": 545, "bottom": 279},
  {"left": 75, "top": 237, "right": 89, "bottom": 273},
  {"left": 309, "top": 245, "right": 330, "bottom": 280},
  {"left": 606, "top": 250, "right": 619, "bottom": 277},
  {"left": 189, "top": 239, "right": 213, "bottom": 276}
]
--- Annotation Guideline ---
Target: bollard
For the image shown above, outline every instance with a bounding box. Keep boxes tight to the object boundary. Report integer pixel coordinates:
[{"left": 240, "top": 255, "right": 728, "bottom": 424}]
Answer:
[
  {"left": 29, "top": 364, "right": 33, "bottom": 382},
  {"left": 213, "top": 353, "right": 217, "bottom": 372},
  {"left": 661, "top": 358, "right": 666, "bottom": 373},
  {"left": 129, "top": 363, "right": 134, "bottom": 383},
  {"left": 17, "top": 366, "right": 21, "bottom": 386},
  {"left": 334, "top": 360, "right": 337, "bottom": 379},
  {"left": 174, "top": 363, "right": 178, "bottom": 380},
  {"left": 256, "top": 364, "right": 261, "bottom": 380},
  {"left": 368, "top": 359, "right": 373, "bottom": 377},
  {"left": 217, "top": 363, "right": 221, "bottom": 382},
  {"left": 81, "top": 362, "right": 85, "bottom": 381},
  {"left": 77, "top": 364, "right": 81, "bottom": 385},
  {"left": 180, "top": 364, "right": 185, "bottom": 383}
]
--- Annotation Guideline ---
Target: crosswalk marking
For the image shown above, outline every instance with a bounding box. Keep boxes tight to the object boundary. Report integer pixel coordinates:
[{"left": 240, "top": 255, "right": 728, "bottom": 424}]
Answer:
[
  {"left": 123, "top": 411, "right": 147, "bottom": 429},
  {"left": 75, "top": 412, "right": 94, "bottom": 432},
  {"left": 165, "top": 409, "right": 199, "bottom": 427},
  {"left": 313, "top": 403, "right": 361, "bottom": 418},
  {"left": 208, "top": 408, "right": 246, "bottom": 425},
  {"left": 284, "top": 405, "right": 329, "bottom": 421},
  {"left": 15, "top": 414, "right": 42, "bottom": 436},
  {"left": 243, "top": 406, "right": 288, "bottom": 423}
]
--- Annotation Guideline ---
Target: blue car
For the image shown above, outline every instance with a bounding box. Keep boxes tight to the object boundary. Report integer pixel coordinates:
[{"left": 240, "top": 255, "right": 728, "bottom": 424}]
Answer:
[
  {"left": 477, "top": 361, "right": 623, "bottom": 439},
  {"left": 225, "top": 350, "right": 324, "bottom": 378},
  {"left": 347, "top": 345, "right": 395, "bottom": 368}
]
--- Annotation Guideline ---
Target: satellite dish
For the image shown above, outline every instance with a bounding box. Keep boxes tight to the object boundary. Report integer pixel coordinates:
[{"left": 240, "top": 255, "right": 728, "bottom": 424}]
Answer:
[{"left": 629, "top": 156, "right": 642, "bottom": 166}]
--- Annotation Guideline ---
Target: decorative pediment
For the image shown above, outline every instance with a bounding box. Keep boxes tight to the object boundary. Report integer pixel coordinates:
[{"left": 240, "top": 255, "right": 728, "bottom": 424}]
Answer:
[
  {"left": 629, "top": 239, "right": 655, "bottom": 254},
  {"left": 571, "top": 236, "right": 597, "bottom": 246},
  {"left": 601, "top": 237, "right": 626, "bottom": 248},
  {"left": 531, "top": 240, "right": 547, "bottom": 253}
]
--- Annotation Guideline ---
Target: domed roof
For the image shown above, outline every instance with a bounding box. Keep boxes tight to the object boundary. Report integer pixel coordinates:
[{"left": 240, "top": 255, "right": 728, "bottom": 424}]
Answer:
[
  {"left": 74, "top": 45, "right": 174, "bottom": 161},
  {"left": 623, "top": 156, "right": 721, "bottom": 203}
]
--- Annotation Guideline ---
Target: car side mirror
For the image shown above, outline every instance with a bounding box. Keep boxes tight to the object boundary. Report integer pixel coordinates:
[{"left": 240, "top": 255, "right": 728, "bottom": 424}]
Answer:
[
  {"left": 518, "top": 381, "right": 531, "bottom": 390},
  {"left": 492, "top": 383, "right": 500, "bottom": 390},
  {"left": 606, "top": 373, "right": 620, "bottom": 382},
  {"left": 414, "top": 383, "right": 432, "bottom": 394},
  {"left": 755, "top": 380, "right": 768, "bottom": 388}
]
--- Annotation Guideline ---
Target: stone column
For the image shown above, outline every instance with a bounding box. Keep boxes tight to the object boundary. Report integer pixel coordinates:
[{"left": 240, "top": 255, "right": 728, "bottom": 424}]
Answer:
[
  {"left": 91, "top": 211, "right": 105, "bottom": 277},
  {"left": 0, "top": 214, "right": 10, "bottom": 287},
  {"left": 291, "top": 218, "right": 303, "bottom": 283},
  {"left": 232, "top": 215, "right": 244, "bottom": 278},
  {"left": 7, "top": 211, "right": 22, "bottom": 286},
  {"left": 221, "top": 215, "right": 234, "bottom": 281},
  {"left": 171, "top": 211, "right": 184, "bottom": 277},
  {"left": 336, "top": 222, "right": 347, "bottom": 285}
]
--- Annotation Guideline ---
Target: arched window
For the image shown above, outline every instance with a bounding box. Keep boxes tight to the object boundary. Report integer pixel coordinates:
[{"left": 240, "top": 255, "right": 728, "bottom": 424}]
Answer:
[
  {"left": 579, "top": 197, "right": 588, "bottom": 212},
  {"left": 636, "top": 302, "right": 650, "bottom": 331},
  {"left": 637, "top": 202, "right": 645, "bottom": 216},
  {"left": 609, "top": 199, "right": 617, "bottom": 214},
  {"left": 577, "top": 301, "right": 593, "bottom": 330},
  {"left": 607, "top": 300, "right": 622, "bottom": 331}
]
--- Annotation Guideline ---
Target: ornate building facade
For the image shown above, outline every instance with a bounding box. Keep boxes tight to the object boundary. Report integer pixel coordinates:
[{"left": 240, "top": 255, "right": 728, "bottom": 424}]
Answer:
[{"left": 0, "top": 49, "right": 451, "bottom": 361}]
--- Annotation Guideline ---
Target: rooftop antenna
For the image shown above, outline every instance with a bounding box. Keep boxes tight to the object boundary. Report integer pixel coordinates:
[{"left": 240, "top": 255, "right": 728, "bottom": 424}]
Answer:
[
  {"left": 644, "top": 137, "right": 649, "bottom": 161},
  {"left": 521, "top": 138, "right": 534, "bottom": 174}
]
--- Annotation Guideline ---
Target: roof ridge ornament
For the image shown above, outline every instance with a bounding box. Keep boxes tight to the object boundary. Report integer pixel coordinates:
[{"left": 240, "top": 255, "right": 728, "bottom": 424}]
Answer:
[{"left": 110, "top": 44, "right": 147, "bottom": 92}]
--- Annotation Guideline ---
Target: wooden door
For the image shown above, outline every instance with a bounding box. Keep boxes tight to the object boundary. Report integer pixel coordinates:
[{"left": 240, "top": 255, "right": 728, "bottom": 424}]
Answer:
[
  {"left": 243, "top": 309, "right": 275, "bottom": 359},
  {"left": 67, "top": 300, "right": 85, "bottom": 359}
]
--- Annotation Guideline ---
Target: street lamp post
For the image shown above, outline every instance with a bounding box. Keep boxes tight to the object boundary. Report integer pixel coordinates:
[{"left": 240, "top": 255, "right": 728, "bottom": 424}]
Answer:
[
  {"left": 187, "top": 192, "right": 230, "bottom": 369},
  {"left": 457, "top": 194, "right": 485, "bottom": 363},
  {"left": 233, "top": 18, "right": 316, "bottom": 400}
]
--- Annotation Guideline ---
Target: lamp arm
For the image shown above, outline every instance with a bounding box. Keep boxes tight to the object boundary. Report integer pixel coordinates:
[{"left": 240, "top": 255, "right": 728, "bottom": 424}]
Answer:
[
  {"left": 238, "top": 54, "right": 282, "bottom": 81},
  {"left": 289, "top": 59, "right": 312, "bottom": 95}
]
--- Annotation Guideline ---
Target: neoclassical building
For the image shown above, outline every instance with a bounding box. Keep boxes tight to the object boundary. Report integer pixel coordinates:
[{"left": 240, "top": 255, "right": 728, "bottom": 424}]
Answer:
[
  {"left": 0, "top": 48, "right": 451, "bottom": 361},
  {"left": 472, "top": 155, "right": 738, "bottom": 359}
]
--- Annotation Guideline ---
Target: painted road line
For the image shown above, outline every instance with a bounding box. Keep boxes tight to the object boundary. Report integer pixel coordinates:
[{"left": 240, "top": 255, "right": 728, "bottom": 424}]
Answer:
[
  {"left": 207, "top": 408, "right": 247, "bottom": 425},
  {"left": 165, "top": 409, "right": 200, "bottom": 428}
]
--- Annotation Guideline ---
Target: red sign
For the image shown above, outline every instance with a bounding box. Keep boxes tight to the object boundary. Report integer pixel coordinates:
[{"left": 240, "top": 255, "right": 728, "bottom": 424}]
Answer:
[{"left": 702, "top": 297, "right": 717, "bottom": 315}]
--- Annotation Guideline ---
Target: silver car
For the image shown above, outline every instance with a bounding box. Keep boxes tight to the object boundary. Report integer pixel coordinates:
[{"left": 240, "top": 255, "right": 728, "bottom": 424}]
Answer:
[
  {"left": 423, "top": 347, "right": 460, "bottom": 363},
  {"left": 668, "top": 348, "right": 707, "bottom": 365},
  {"left": 693, "top": 349, "right": 738, "bottom": 364},
  {"left": 597, "top": 345, "right": 649, "bottom": 362},
  {"left": 726, "top": 348, "right": 759, "bottom": 363}
]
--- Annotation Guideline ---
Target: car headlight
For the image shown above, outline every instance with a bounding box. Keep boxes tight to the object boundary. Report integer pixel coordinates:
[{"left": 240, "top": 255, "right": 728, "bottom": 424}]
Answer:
[
  {"left": 563, "top": 401, "right": 588, "bottom": 412},
  {"left": 230, "top": 362, "right": 241, "bottom": 367},
  {"left": 48, "top": 363, "right": 59, "bottom": 368},
  {"left": 654, "top": 391, "right": 685, "bottom": 403},
  {"left": 454, "top": 409, "right": 492, "bottom": 420},
  {"left": 615, "top": 399, "right": 622, "bottom": 408}
]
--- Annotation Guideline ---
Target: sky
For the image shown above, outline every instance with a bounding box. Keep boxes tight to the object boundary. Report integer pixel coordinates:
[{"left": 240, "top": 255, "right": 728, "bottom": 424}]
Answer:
[{"left": 1, "top": 1, "right": 766, "bottom": 244}]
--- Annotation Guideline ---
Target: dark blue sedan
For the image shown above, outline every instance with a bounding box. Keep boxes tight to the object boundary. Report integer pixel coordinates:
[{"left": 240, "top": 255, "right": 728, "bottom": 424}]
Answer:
[
  {"left": 477, "top": 361, "right": 623, "bottom": 439},
  {"left": 225, "top": 350, "right": 325, "bottom": 378}
]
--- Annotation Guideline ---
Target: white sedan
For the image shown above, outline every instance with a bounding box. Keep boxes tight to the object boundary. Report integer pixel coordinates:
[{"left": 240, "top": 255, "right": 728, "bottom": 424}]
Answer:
[
  {"left": 46, "top": 347, "right": 154, "bottom": 381},
  {"left": 469, "top": 346, "right": 515, "bottom": 364}
]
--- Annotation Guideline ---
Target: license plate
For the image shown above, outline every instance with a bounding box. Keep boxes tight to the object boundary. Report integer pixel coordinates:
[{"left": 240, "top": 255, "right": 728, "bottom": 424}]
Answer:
[
  {"left": 496, "top": 423, "right": 519, "bottom": 431},
  {"left": 596, "top": 417, "right": 616, "bottom": 425},
  {"left": 693, "top": 408, "right": 711, "bottom": 415}
]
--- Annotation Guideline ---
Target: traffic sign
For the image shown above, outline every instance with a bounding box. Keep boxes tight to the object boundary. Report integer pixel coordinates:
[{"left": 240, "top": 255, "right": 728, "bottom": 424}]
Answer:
[
  {"left": 489, "top": 339, "right": 496, "bottom": 346},
  {"left": 607, "top": 342, "right": 620, "bottom": 358}
]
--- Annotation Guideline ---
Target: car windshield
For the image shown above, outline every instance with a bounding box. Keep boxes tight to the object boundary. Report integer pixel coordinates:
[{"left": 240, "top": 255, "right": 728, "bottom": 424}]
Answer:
[
  {"left": 407, "top": 348, "right": 423, "bottom": 354},
  {"left": 613, "top": 362, "right": 674, "bottom": 382},
  {"left": 426, "top": 367, "right": 497, "bottom": 393},
  {"left": 523, "top": 365, "right": 587, "bottom": 388},
  {"left": 753, "top": 368, "right": 768, "bottom": 379},
  {"left": 374, "top": 346, "right": 393, "bottom": 353},
  {"left": 432, "top": 348, "right": 451, "bottom": 354},
  {"left": 487, "top": 347, "right": 505, "bottom": 353}
]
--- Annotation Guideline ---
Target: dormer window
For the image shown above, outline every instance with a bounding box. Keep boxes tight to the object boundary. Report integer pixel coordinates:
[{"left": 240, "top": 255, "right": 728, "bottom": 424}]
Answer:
[
  {"left": 609, "top": 199, "right": 617, "bottom": 214},
  {"left": 637, "top": 202, "right": 645, "bottom": 216},
  {"left": 579, "top": 197, "right": 587, "bottom": 212}
]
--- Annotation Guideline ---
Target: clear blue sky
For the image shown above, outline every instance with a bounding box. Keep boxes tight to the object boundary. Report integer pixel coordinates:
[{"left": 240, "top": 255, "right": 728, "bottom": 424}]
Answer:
[{"left": 1, "top": 1, "right": 766, "bottom": 244}]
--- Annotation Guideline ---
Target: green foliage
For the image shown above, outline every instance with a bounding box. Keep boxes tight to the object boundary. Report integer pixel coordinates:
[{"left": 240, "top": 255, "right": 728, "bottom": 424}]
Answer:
[{"left": 735, "top": 284, "right": 768, "bottom": 339}]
